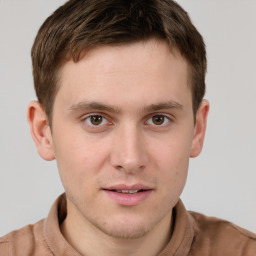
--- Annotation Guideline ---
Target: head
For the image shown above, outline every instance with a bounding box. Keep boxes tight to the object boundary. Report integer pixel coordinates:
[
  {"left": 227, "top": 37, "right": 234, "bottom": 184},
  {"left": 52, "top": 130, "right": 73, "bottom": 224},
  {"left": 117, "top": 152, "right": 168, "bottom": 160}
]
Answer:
[
  {"left": 31, "top": 0, "right": 206, "bottom": 126},
  {"left": 28, "top": 0, "right": 209, "bottom": 243}
]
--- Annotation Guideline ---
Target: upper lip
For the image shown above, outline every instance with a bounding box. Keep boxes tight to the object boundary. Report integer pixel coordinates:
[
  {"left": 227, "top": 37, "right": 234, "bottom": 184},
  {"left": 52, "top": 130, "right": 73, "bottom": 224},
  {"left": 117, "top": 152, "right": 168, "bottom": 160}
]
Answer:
[{"left": 103, "top": 184, "right": 153, "bottom": 191}]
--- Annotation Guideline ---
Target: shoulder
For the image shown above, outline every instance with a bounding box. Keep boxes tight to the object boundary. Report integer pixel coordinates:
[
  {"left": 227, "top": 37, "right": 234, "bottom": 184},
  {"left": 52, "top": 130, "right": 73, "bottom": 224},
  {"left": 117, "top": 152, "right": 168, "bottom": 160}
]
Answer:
[
  {"left": 189, "top": 211, "right": 256, "bottom": 255},
  {"left": 0, "top": 219, "right": 52, "bottom": 256}
]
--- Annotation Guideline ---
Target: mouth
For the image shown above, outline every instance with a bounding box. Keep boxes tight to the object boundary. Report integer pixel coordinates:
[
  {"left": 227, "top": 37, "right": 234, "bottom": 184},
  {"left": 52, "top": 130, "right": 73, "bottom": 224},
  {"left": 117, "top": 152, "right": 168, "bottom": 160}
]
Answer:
[
  {"left": 102, "top": 185, "right": 153, "bottom": 206},
  {"left": 106, "top": 189, "right": 149, "bottom": 194}
]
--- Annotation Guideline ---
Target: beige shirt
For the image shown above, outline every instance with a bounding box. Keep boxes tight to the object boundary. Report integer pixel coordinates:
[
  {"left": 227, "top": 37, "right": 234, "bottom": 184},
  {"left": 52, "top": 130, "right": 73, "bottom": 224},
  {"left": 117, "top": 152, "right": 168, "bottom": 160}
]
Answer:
[{"left": 1, "top": 194, "right": 256, "bottom": 256}]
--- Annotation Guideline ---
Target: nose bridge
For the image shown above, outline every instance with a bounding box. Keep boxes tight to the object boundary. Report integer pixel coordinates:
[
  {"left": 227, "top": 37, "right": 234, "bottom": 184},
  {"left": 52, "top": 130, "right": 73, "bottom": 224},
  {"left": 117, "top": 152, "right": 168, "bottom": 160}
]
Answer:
[{"left": 110, "top": 122, "right": 148, "bottom": 172}]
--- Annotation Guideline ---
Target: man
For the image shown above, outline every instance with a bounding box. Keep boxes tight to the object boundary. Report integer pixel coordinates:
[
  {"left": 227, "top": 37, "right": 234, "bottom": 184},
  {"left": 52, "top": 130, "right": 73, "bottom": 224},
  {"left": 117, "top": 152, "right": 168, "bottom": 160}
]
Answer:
[{"left": 0, "top": 0, "right": 255, "bottom": 255}]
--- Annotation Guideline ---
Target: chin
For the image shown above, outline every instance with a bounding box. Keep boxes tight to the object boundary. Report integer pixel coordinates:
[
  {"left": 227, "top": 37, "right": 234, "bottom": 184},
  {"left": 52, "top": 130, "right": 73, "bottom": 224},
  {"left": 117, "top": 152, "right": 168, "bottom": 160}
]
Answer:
[
  {"left": 92, "top": 211, "right": 166, "bottom": 240},
  {"left": 97, "top": 221, "right": 151, "bottom": 239}
]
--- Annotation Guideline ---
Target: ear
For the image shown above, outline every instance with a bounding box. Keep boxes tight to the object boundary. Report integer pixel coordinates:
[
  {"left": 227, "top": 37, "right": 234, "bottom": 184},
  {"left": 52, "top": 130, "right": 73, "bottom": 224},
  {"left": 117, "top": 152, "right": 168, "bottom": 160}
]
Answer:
[
  {"left": 190, "top": 99, "right": 209, "bottom": 158},
  {"left": 27, "top": 101, "right": 55, "bottom": 161}
]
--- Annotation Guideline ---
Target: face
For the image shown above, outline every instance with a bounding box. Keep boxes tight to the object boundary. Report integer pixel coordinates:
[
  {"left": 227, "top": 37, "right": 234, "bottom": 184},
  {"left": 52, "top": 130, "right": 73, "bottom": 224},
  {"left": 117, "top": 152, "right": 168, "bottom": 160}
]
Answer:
[{"left": 30, "top": 39, "right": 208, "bottom": 239}]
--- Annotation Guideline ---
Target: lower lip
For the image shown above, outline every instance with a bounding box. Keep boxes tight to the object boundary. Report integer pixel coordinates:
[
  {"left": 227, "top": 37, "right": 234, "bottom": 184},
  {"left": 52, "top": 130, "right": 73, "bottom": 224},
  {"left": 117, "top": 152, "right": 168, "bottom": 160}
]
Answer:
[{"left": 103, "top": 190, "right": 152, "bottom": 206}]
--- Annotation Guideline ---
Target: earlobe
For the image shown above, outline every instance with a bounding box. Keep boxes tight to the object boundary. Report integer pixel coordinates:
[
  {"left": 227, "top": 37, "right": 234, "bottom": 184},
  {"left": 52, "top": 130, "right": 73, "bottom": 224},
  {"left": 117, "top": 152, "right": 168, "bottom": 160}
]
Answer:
[
  {"left": 27, "top": 101, "right": 55, "bottom": 161},
  {"left": 190, "top": 99, "right": 209, "bottom": 158}
]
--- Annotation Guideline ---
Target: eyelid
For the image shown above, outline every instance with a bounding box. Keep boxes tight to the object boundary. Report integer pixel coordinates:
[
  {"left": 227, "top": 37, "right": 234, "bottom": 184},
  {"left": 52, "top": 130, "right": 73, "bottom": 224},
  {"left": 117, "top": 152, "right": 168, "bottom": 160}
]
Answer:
[
  {"left": 81, "top": 112, "right": 110, "bottom": 121},
  {"left": 80, "top": 112, "right": 174, "bottom": 130},
  {"left": 81, "top": 112, "right": 113, "bottom": 130},
  {"left": 145, "top": 113, "right": 174, "bottom": 126}
]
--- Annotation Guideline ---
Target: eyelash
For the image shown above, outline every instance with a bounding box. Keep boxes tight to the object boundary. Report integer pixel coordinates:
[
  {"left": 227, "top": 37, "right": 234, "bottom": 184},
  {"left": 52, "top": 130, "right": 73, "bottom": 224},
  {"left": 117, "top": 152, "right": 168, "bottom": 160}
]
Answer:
[
  {"left": 145, "top": 114, "right": 172, "bottom": 127},
  {"left": 82, "top": 114, "right": 112, "bottom": 130},
  {"left": 81, "top": 113, "right": 173, "bottom": 131}
]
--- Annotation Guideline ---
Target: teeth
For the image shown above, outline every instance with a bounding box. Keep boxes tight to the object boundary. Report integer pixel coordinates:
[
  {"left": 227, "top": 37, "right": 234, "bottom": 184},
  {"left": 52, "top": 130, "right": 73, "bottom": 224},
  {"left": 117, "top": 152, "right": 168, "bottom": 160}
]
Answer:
[{"left": 116, "top": 190, "right": 139, "bottom": 194}]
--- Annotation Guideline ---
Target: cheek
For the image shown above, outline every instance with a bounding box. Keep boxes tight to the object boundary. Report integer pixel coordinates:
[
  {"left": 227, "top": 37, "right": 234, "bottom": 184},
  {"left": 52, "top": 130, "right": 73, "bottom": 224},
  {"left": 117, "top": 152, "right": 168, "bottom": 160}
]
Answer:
[
  {"left": 160, "top": 151, "right": 189, "bottom": 189},
  {"left": 150, "top": 134, "right": 191, "bottom": 195},
  {"left": 151, "top": 132, "right": 192, "bottom": 168},
  {"left": 52, "top": 130, "right": 111, "bottom": 189},
  {"left": 159, "top": 152, "right": 189, "bottom": 206}
]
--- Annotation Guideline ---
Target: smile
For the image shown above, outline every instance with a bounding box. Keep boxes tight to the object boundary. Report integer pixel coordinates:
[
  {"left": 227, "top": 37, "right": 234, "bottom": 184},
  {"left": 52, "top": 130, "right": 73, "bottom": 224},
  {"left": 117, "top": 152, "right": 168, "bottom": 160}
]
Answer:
[
  {"left": 114, "top": 189, "right": 143, "bottom": 194},
  {"left": 103, "top": 185, "right": 153, "bottom": 206}
]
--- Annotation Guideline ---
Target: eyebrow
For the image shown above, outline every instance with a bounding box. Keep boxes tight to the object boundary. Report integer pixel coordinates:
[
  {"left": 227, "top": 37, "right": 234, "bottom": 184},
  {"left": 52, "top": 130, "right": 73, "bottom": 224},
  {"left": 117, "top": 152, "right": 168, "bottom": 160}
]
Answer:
[
  {"left": 68, "top": 101, "right": 120, "bottom": 113},
  {"left": 143, "top": 101, "right": 183, "bottom": 112},
  {"left": 68, "top": 100, "right": 183, "bottom": 114}
]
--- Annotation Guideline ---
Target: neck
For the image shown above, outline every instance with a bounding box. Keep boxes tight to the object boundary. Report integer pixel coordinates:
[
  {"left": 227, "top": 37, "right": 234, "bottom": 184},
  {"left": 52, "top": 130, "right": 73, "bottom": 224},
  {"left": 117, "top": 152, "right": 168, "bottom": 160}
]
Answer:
[{"left": 60, "top": 202, "right": 173, "bottom": 256}]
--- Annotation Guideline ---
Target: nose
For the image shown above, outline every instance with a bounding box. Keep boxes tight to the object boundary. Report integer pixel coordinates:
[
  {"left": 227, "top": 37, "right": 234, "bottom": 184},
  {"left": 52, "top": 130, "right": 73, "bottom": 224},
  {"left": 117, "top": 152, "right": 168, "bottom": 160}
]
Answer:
[{"left": 110, "top": 124, "right": 148, "bottom": 174}]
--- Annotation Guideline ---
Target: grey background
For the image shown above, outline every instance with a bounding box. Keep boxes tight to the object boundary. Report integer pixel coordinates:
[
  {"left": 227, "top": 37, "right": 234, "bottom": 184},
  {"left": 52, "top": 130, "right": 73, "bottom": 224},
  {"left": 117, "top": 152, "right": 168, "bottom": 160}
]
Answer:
[{"left": 0, "top": 0, "right": 256, "bottom": 236}]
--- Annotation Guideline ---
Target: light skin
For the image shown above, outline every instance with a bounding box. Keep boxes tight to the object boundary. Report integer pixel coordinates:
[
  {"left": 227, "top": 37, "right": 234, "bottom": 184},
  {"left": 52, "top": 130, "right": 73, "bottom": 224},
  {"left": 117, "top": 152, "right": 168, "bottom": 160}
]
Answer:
[{"left": 28, "top": 38, "right": 209, "bottom": 256}]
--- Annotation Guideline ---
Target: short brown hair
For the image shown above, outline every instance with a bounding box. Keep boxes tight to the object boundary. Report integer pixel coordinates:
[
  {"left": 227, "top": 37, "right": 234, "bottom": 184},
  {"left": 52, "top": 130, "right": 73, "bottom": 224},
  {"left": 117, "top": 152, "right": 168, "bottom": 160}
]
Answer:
[{"left": 31, "top": 0, "right": 206, "bottom": 125}]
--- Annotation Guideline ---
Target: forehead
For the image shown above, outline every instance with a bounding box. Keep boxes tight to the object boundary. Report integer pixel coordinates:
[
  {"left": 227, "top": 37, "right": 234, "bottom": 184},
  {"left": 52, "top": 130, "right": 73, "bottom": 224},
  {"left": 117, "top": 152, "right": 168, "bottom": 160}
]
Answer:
[
  {"left": 63, "top": 39, "right": 188, "bottom": 77},
  {"left": 55, "top": 39, "right": 191, "bottom": 111}
]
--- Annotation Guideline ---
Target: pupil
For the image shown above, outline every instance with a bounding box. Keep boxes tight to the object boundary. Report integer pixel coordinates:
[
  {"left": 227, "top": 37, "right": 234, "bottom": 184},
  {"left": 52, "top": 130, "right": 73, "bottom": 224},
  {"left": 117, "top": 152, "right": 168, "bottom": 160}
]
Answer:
[
  {"left": 153, "top": 115, "right": 164, "bottom": 125},
  {"left": 91, "top": 115, "right": 102, "bottom": 125}
]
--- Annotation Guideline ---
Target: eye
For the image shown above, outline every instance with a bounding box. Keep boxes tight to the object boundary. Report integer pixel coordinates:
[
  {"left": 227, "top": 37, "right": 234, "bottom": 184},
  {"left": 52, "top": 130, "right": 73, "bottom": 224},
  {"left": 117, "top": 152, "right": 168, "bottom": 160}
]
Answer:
[
  {"left": 147, "top": 114, "right": 171, "bottom": 126},
  {"left": 84, "top": 115, "right": 108, "bottom": 126}
]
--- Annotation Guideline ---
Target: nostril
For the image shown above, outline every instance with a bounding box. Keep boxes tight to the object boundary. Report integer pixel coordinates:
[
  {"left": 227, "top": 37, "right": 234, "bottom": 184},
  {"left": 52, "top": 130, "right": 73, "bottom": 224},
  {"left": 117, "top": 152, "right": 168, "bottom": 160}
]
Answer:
[{"left": 116, "top": 165, "right": 123, "bottom": 170}]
